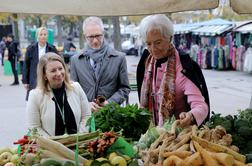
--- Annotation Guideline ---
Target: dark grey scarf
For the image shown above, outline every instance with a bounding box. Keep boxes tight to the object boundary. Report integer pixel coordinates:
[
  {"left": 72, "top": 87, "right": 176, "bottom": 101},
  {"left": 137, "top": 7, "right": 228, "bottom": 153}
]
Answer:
[{"left": 84, "top": 41, "right": 109, "bottom": 78}]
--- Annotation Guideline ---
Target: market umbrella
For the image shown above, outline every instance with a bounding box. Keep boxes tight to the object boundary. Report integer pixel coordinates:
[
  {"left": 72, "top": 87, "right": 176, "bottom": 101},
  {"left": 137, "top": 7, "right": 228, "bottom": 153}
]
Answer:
[
  {"left": 230, "top": 0, "right": 252, "bottom": 14},
  {"left": 0, "top": 0, "right": 219, "bottom": 16}
]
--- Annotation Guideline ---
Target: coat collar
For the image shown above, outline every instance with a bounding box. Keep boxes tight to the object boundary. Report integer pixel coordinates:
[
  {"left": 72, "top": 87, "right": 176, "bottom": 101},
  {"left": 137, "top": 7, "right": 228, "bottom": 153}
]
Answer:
[{"left": 78, "top": 47, "right": 120, "bottom": 59}]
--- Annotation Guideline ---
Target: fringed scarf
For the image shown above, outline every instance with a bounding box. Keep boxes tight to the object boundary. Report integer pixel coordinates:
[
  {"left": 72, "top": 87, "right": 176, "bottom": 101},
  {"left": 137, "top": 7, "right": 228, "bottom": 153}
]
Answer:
[{"left": 140, "top": 45, "right": 176, "bottom": 125}]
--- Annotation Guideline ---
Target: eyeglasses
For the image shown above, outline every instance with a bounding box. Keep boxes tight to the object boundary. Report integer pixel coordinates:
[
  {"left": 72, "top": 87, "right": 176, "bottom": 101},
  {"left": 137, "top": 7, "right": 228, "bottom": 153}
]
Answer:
[{"left": 85, "top": 34, "right": 103, "bottom": 41}]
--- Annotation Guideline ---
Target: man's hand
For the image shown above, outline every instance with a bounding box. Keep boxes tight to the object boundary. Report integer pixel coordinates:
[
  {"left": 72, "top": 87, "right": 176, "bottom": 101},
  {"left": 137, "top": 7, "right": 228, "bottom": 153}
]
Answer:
[
  {"left": 90, "top": 100, "right": 109, "bottom": 112},
  {"left": 179, "top": 112, "right": 195, "bottom": 128},
  {"left": 90, "top": 101, "right": 102, "bottom": 112},
  {"left": 23, "top": 84, "right": 29, "bottom": 90}
]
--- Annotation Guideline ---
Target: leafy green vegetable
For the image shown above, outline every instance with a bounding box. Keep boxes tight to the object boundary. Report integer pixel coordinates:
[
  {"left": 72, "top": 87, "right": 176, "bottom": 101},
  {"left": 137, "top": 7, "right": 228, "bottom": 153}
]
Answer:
[
  {"left": 86, "top": 103, "right": 151, "bottom": 140},
  {"left": 206, "top": 112, "right": 233, "bottom": 133}
]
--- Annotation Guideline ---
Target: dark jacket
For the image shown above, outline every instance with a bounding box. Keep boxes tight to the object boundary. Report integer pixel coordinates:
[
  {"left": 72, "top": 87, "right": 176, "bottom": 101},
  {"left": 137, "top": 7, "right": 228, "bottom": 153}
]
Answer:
[
  {"left": 6, "top": 40, "right": 19, "bottom": 61},
  {"left": 136, "top": 49, "right": 210, "bottom": 122},
  {"left": 22, "top": 42, "right": 57, "bottom": 99}
]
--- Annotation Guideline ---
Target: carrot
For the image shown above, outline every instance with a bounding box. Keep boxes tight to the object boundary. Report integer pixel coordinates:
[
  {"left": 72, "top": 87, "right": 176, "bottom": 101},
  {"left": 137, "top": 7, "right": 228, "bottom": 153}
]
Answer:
[
  {"left": 192, "top": 135, "right": 246, "bottom": 163},
  {"left": 181, "top": 152, "right": 203, "bottom": 166},
  {"left": 208, "top": 151, "right": 234, "bottom": 166},
  {"left": 193, "top": 141, "right": 220, "bottom": 166},
  {"left": 163, "top": 151, "right": 192, "bottom": 159},
  {"left": 36, "top": 136, "right": 87, "bottom": 164},
  {"left": 163, "top": 155, "right": 182, "bottom": 166}
]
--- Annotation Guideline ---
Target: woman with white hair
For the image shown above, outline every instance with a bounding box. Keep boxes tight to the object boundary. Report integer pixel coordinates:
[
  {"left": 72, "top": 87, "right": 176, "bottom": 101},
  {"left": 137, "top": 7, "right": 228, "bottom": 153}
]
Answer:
[
  {"left": 23, "top": 27, "right": 57, "bottom": 101},
  {"left": 137, "top": 14, "right": 209, "bottom": 127}
]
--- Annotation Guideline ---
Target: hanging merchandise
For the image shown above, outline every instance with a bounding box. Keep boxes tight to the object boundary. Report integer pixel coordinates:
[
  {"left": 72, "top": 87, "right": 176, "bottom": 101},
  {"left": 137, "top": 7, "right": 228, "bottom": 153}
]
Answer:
[
  {"left": 236, "top": 45, "right": 246, "bottom": 71},
  {"left": 235, "top": 33, "right": 242, "bottom": 47},
  {"left": 220, "top": 37, "right": 225, "bottom": 46},
  {"left": 243, "top": 47, "right": 252, "bottom": 73},
  {"left": 232, "top": 46, "right": 237, "bottom": 70},
  {"left": 212, "top": 46, "right": 219, "bottom": 69},
  {"left": 223, "top": 45, "right": 231, "bottom": 69}
]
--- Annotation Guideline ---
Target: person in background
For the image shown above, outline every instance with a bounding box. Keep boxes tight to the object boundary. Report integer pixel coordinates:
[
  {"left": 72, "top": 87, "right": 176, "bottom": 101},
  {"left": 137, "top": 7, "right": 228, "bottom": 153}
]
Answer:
[
  {"left": 0, "top": 36, "right": 6, "bottom": 66},
  {"left": 26, "top": 52, "right": 91, "bottom": 137},
  {"left": 63, "top": 39, "right": 77, "bottom": 64},
  {"left": 22, "top": 27, "right": 57, "bottom": 101},
  {"left": 63, "top": 36, "right": 75, "bottom": 53},
  {"left": 70, "top": 16, "right": 130, "bottom": 112},
  {"left": 6, "top": 34, "right": 20, "bottom": 86},
  {"left": 138, "top": 14, "right": 209, "bottom": 127}
]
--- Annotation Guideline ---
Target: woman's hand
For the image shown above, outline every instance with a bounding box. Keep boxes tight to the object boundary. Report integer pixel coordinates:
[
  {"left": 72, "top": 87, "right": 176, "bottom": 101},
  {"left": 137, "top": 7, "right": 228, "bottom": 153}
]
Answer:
[{"left": 179, "top": 112, "right": 195, "bottom": 128}]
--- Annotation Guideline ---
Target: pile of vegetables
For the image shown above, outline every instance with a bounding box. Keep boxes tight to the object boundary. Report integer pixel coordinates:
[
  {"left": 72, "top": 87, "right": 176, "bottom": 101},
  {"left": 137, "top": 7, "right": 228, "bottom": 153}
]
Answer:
[
  {"left": 139, "top": 120, "right": 252, "bottom": 166},
  {"left": 86, "top": 103, "right": 151, "bottom": 140},
  {"left": 206, "top": 109, "right": 252, "bottom": 156},
  {"left": 138, "top": 116, "right": 180, "bottom": 150}
]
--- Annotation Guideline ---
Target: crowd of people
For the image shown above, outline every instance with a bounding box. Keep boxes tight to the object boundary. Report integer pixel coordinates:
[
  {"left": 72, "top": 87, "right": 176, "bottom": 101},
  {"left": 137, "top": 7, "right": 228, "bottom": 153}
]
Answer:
[{"left": 0, "top": 15, "right": 209, "bottom": 137}]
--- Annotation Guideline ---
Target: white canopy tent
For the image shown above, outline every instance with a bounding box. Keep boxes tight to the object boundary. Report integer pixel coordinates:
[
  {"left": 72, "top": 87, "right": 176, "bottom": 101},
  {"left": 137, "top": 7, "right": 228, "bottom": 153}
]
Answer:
[
  {"left": 0, "top": 0, "right": 219, "bottom": 16},
  {"left": 0, "top": 0, "right": 251, "bottom": 16}
]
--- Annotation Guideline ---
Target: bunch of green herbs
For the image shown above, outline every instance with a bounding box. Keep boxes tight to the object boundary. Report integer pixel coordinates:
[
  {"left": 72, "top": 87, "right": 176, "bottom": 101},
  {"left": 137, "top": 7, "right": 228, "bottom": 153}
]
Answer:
[{"left": 87, "top": 103, "right": 151, "bottom": 141}]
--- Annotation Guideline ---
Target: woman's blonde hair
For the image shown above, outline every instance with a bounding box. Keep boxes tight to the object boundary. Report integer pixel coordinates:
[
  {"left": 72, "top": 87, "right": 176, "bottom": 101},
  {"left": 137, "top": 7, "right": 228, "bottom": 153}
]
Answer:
[
  {"left": 36, "top": 27, "right": 48, "bottom": 41},
  {"left": 36, "top": 52, "right": 73, "bottom": 93}
]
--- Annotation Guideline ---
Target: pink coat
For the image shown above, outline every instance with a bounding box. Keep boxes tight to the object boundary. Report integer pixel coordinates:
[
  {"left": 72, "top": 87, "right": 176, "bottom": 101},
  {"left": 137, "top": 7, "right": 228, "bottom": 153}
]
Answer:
[{"left": 152, "top": 53, "right": 208, "bottom": 126}]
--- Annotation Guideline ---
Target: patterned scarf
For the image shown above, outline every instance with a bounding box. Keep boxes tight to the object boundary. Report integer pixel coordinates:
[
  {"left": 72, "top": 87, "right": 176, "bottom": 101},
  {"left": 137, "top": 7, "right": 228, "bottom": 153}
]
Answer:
[{"left": 140, "top": 45, "right": 176, "bottom": 124}]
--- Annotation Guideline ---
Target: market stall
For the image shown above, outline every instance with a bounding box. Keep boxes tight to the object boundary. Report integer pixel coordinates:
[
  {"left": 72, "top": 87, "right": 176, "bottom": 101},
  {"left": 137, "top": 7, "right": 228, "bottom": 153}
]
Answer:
[{"left": 0, "top": 103, "right": 252, "bottom": 166}]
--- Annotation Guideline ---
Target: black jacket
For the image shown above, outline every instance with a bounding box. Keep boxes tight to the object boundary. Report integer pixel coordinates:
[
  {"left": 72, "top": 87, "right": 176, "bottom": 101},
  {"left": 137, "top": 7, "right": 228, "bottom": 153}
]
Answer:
[
  {"left": 22, "top": 42, "right": 57, "bottom": 92},
  {"left": 6, "top": 40, "right": 19, "bottom": 61},
  {"left": 136, "top": 49, "right": 210, "bottom": 122}
]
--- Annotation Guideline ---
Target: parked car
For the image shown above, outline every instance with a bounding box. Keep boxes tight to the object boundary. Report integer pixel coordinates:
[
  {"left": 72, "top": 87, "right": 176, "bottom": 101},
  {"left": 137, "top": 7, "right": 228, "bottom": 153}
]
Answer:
[{"left": 121, "top": 39, "right": 138, "bottom": 56}]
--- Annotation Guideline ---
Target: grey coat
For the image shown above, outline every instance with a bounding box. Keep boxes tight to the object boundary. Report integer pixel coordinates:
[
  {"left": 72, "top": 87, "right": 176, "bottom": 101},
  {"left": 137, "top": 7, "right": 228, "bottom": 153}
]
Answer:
[{"left": 70, "top": 47, "right": 130, "bottom": 104}]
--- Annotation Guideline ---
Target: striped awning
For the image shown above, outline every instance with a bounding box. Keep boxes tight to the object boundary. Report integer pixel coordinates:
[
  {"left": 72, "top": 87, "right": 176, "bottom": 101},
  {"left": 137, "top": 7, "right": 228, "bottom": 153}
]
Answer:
[
  {"left": 174, "top": 24, "right": 200, "bottom": 34},
  {"left": 234, "top": 22, "right": 252, "bottom": 34},
  {"left": 191, "top": 24, "right": 234, "bottom": 36}
]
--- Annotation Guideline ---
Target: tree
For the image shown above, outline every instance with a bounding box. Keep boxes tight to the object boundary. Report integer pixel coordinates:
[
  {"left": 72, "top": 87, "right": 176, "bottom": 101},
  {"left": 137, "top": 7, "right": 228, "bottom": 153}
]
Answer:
[
  {"left": 112, "top": 16, "right": 122, "bottom": 51},
  {"left": 56, "top": 15, "right": 63, "bottom": 47}
]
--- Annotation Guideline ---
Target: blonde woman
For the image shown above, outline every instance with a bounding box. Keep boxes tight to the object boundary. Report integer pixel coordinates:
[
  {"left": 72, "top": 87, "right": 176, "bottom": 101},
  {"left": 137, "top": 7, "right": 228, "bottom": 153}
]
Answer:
[
  {"left": 27, "top": 52, "right": 91, "bottom": 137},
  {"left": 22, "top": 27, "right": 57, "bottom": 100}
]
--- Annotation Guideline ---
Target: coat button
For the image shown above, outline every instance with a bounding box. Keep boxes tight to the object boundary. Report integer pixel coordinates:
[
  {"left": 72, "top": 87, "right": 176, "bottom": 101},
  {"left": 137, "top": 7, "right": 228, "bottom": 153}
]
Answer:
[{"left": 183, "top": 69, "right": 187, "bottom": 73}]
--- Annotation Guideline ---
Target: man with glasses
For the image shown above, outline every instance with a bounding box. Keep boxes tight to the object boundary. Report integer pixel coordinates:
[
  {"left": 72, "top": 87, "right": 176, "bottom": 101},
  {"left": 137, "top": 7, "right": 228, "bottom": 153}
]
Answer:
[{"left": 70, "top": 16, "right": 130, "bottom": 112}]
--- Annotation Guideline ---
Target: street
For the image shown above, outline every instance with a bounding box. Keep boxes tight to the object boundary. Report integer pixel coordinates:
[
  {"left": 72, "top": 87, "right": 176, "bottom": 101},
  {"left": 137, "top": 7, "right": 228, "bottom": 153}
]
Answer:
[{"left": 0, "top": 55, "right": 252, "bottom": 147}]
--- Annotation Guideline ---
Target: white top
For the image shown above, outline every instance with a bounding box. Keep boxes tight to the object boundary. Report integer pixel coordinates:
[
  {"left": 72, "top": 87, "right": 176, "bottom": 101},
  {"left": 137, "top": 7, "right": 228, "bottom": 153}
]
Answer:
[
  {"left": 26, "top": 82, "right": 92, "bottom": 137},
  {"left": 38, "top": 43, "right": 46, "bottom": 59}
]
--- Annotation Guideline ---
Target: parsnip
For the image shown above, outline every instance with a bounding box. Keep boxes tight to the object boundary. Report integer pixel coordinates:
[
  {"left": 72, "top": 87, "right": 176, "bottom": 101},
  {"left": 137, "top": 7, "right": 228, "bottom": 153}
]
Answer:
[
  {"left": 234, "top": 160, "right": 246, "bottom": 166},
  {"left": 163, "top": 155, "right": 182, "bottom": 166},
  {"left": 189, "top": 140, "right": 196, "bottom": 152},
  {"left": 175, "top": 144, "right": 189, "bottom": 152},
  {"left": 193, "top": 141, "right": 220, "bottom": 166},
  {"left": 170, "top": 120, "right": 180, "bottom": 134},
  {"left": 192, "top": 135, "right": 246, "bottom": 163},
  {"left": 181, "top": 152, "right": 203, "bottom": 166},
  {"left": 169, "top": 132, "right": 191, "bottom": 151},
  {"left": 208, "top": 151, "right": 234, "bottom": 166},
  {"left": 163, "top": 151, "right": 192, "bottom": 159}
]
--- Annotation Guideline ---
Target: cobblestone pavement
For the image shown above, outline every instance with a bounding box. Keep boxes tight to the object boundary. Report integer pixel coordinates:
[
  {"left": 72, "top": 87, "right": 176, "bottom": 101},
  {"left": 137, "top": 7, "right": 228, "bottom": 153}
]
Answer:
[{"left": 0, "top": 55, "right": 252, "bottom": 147}]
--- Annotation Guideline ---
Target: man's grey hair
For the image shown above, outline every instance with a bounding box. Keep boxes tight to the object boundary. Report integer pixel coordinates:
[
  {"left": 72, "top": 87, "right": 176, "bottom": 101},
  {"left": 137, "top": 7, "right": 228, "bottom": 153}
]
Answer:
[
  {"left": 83, "top": 16, "right": 104, "bottom": 35},
  {"left": 139, "top": 14, "right": 174, "bottom": 42}
]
